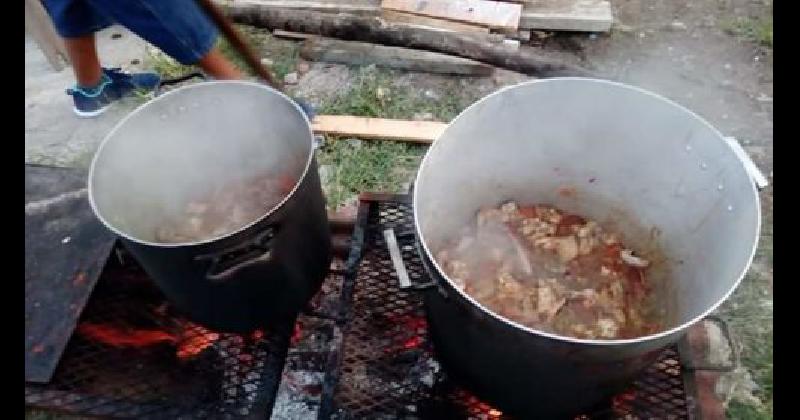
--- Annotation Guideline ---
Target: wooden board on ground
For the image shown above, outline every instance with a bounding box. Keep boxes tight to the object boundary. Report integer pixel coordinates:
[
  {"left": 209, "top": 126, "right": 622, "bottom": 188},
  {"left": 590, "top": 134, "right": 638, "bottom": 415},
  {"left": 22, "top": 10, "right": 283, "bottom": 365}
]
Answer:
[
  {"left": 226, "top": 0, "right": 380, "bottom": 15},
  {"left": 272, "top": 29, "right": 315, "bottom": 40},
  {"left": 518, "top": 0, "right": 612, "bottom": 32},
  {"left": 312, "top": 115, "right": 446, "bottom": 143},
  {"left": 381, "top": 0, "right": 522, "bottom": 30},
  {"left": 301, "top": 37, "right": 494, "bottom": 76},
  {"left": 381, "top": 10, "right": 489, "bottom": 33}
]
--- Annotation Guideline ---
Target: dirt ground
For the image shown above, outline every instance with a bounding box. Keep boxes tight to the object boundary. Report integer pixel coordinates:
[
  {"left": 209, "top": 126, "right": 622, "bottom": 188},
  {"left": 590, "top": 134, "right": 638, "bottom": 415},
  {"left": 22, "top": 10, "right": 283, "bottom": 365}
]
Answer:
[{"left": 25, "top": 0, "right": 772, "bottom": 418}]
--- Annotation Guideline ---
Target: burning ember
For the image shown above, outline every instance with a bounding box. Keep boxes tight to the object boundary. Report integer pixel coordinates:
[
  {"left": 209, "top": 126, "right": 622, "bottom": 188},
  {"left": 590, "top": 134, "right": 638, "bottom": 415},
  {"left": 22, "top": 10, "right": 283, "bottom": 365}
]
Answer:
[
  {"left": 175, "top": 325, "right": 220, "bottom": 359},
  {"left": 455, "top": 390, "right": 503, "bottom": 419},
  {"left": 292, "top": 323, "right": 303, "bottom": 346},
  {"left": 251, "top": 329, "right": 264, "bottom": 341},
  {"left": 77, "top": 323, "right": 176, "bottom": 347},
  {"left": 381, "top": 314, "right": 428, "bottom": 353},
  {"left": 77, "top": 321, "right": 220, "bottom": 360},
  {"left": 612, "top": 389, "right": 637, "bottom": 411},
  {"left": 402, "top": 336, "right": 424, "bottom": 350}
]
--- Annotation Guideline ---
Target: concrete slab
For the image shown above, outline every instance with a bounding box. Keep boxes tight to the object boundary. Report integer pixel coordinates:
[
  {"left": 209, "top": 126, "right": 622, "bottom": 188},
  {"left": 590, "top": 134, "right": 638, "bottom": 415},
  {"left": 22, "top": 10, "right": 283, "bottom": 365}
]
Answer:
[{"left": 25, "top": 25, "right": 150, "bottom": 169}]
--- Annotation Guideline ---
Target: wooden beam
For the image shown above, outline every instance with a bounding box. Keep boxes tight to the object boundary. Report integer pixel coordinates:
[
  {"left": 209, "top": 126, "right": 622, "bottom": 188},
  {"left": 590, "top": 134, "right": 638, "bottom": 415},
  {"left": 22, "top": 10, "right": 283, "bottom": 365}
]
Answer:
[
  {"left": 381, "top": 0, "right": 522, "bottom": 30},
  {"left": 25, "top": 0, "right": 69, "bottom": 71},
  {"left": 225, "top": 0, "right": 380, "bottom": 15},
  {"left": 519, "top": 0, "right": 612, "bottom": 32},
  {"left": 381, "top": 10, "right": 489, "bottom": 33},
  {"left": 311, "top": 115, "right": 447, "bottom": 143},
  {"left": 300, "top": 37, "right": 494, "bottom": 76}
]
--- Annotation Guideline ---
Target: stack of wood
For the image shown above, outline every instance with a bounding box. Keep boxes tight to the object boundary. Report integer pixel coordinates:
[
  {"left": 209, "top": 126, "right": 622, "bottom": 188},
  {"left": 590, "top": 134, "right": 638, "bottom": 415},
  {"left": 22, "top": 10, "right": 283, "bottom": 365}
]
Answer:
[
  {"left": 226, "top": 0, "right": 612, "bottom": 33},
  {"left": 221, "top": 0, "right": 604, "bottom": 77}
]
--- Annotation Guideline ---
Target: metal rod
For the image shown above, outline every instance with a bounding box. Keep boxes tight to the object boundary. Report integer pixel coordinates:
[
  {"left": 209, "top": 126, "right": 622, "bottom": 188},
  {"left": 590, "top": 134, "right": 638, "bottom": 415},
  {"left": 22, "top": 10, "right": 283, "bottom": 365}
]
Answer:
[{"left": 194, "top": 0, "right": 284, "bottom": 90}]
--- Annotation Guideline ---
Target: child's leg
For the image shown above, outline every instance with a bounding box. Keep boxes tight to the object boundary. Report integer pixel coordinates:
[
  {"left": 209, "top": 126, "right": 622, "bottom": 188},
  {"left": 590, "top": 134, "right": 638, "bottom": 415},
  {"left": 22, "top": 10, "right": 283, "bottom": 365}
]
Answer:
[{"left": 63, "top": 34, "right": 103, "bottom": 87}]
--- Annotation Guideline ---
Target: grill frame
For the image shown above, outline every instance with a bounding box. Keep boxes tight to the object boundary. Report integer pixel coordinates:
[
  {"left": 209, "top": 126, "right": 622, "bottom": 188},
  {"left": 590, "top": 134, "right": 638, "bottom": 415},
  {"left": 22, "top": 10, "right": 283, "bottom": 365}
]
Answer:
[{"left": 25, "top": 192, "right": 705, "bottom": 419}]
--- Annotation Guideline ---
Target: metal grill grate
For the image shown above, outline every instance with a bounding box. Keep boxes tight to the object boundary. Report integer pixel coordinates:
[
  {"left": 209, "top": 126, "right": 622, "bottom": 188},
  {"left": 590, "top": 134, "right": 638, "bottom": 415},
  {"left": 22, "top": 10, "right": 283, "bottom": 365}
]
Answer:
[
  {"left": 25, "top": 252, "right": 294, "bottom": 420},
  {"left": 26, "top": 194, "right": 697, "bottom": 419},
  {"left": 322, "top": 197, "right": 693, "bottom": 419}
]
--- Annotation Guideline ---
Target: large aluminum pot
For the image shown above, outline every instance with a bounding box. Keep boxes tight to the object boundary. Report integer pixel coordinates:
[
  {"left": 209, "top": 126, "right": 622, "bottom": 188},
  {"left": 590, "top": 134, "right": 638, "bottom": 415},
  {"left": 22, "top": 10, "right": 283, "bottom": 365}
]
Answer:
[
  {"left": 89, "top": 81, "right": 331, "bottom": 333},
  {"left": 413, "top": 78, "right": 763, "bottom": 418}
]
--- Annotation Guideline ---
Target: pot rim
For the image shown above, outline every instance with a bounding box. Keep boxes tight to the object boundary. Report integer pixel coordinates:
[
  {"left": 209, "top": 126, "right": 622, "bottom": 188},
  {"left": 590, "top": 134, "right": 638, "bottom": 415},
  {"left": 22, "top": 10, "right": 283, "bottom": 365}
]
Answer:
[
  {"left": 87, "top": 80, "right": 316, "bottom": 248},
  {"left": 413, "top": 77, "right": 762, "bottom": 346}
]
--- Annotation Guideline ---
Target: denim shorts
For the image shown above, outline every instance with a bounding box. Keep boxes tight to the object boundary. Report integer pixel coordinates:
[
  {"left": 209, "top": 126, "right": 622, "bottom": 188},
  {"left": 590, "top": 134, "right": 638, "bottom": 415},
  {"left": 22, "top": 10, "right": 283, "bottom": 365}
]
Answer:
[{"left": 41, "top": 0, "right": 219, "bottom": 65}]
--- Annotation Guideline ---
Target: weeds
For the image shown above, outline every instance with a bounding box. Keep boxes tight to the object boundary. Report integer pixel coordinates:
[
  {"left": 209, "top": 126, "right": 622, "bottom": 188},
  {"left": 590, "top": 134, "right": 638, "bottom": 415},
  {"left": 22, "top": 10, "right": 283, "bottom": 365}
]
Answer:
[
  {"left": 319, "top": 66, "right": 467, "bottom": 121},
  {"left": 721, "top": 16, "right": 773, "bottom": 48}
]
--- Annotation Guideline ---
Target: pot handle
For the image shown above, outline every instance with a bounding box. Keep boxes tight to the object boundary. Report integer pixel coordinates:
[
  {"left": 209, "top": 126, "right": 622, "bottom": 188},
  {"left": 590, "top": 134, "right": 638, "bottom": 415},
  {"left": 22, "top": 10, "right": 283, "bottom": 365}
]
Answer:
[
  {"left": 724, "top": 137, "right": 769, "bottom": 190},
  {"left": 194, "top": 227, "right": 276, "bottom": 283},
  {"left": 384, "top": 229, "right": 413, "bottom": 288},
  {"left": 384, "top": 228, "right": 446, "bottom": 295}
]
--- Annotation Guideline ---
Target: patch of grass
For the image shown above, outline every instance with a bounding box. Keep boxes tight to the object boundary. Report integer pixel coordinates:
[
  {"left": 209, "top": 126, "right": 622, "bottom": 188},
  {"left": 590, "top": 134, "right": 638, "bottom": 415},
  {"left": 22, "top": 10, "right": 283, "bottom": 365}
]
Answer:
[
  {"left": 719, "top": 266, "right": 773, "bottom": 417},
  {"left": 717, "top": 198, "right": 772, "bottom": 418},
  {"left": 218, "top": 25, "right": 300, "bottom": 80},
  {"left": 264, "top": 42, "right": 300, "bottom": 80},
  {"left": 144, "top": 49, "right": 197, "bottom": 80},
  {"left": 721, "top": 16, "right": 773, "bottom": 48},
  {"left": 315, "top": 66, "right": 472, "bottom": 208},
  {"left": 317, "top": 138, "right": 425, "bottom": 209},
  {"left": 728, "top": 399, "right": 772, "bottom": 420},
  {"left": 319, "top": 66, "right": 468, "bottom": 121}
]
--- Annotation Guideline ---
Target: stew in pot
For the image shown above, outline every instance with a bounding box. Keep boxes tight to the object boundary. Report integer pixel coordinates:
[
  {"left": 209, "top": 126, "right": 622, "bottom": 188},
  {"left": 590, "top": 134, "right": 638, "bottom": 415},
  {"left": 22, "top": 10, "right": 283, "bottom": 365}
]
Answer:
[{"left": 435, "top": 202, "right": 663, "bottom": 340}]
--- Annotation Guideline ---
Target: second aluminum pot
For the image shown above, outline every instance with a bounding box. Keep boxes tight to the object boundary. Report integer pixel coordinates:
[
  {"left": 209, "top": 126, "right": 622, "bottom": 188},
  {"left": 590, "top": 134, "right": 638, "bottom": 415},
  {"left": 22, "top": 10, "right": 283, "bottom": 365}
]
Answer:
[
  {"left": 89, "top": 81, "right": 331, "bottom": 333},
  {"left": 413, "top": 78, "right": 764, "bottom": 418}
]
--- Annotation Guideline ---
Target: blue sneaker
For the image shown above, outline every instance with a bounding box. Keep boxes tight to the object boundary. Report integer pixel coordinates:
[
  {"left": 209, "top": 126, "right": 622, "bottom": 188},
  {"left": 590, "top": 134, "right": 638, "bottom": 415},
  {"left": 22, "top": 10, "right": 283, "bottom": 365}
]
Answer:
[
  {"left": 66, "top": 74, "right": 114, "bottom": 118},
  {"left": 102, "top": 67, "right": 161, "bottom": 99},
  {"left": 66, "top": 68, "right": 161, "bottom": 118}
]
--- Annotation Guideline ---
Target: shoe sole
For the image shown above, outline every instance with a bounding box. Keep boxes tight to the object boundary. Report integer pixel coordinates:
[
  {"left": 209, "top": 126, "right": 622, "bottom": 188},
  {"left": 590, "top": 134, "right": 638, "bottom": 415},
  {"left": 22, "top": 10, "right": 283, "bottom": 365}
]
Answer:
[{"left": 73, "top": 102, "right": 111, "bottom": 118}]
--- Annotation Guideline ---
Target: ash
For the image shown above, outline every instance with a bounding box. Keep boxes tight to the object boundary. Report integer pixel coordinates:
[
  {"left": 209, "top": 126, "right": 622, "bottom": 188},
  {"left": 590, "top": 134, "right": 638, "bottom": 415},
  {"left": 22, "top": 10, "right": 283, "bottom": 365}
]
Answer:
[
  {"left": 270, "top": 315, "right": 340, "bottom": 419},
  {"left": 270, "top": 369, "right": 324, "bottom": 420}
]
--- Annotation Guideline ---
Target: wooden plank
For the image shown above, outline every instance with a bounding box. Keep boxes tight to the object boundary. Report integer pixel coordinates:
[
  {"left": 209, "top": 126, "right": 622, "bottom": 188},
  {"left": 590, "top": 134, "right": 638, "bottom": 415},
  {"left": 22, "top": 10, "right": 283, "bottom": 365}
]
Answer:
[
  {"left": 380, "top": 0, "right": 522, "bottom": 30},
  {"left": 502, "top": 38, "right": 520, "bottom": 50},
  {"left": 24, "top": 0, "right": 69, "bottom": 71},
  {"left": 227, "top": 0, "right": 380, "bottom": 15},
  {"left": 519, "top": 0, "right": 612, "bottom": 32},
  {"left": 272, "top": 29, "right": 315, "bottom": 40},
  {"left": 381, "top": 10, "right": 489, "bottom": 33},
  {"left": 311, "top": 115, "right": 446, "bottom": 143},
  {"left": 300, "top": 38, "right": 494, "bottom": 76}
]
